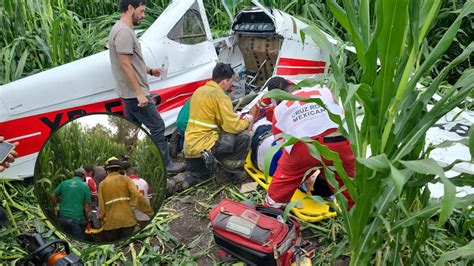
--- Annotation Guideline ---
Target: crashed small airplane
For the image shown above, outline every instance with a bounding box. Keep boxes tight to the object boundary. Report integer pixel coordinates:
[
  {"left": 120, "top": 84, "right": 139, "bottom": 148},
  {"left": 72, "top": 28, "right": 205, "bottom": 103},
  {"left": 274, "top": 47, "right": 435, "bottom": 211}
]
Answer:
[
  {"left": 0, "top": 0, "right": 333, "bottom": 179},
  {"left": 0, "top": 0, "right": 471, "bottom": 192}
]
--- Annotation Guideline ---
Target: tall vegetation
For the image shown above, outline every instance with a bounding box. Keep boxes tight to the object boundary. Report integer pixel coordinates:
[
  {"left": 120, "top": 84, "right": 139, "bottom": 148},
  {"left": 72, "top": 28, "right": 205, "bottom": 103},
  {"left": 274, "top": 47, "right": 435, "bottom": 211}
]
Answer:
[
  {"left": 0, "top": 0, "right": 166, "bottom": 84},
  {"left": 427, "top": 0, "right": 473, "bottom": 85},
  {"left": 267, "top": 0, "right": 473, "bottom": 264},
  {"left": 35, "top": 119, "right": 166, "bottom": 225},
  {"left": 1, "top": 0, "right": 470, "bottom": 85},
  {"left": 0, "top": 0, "right": 472, "bottom": 264}
]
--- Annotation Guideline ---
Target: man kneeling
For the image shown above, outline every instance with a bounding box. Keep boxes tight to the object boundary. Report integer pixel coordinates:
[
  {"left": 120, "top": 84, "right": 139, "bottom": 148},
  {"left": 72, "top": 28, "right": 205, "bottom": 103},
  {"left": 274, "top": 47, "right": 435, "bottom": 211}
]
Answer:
[
  {"left": 167, "top": 63, "right": 253, "bottom": 195},
  {"left": 265, "top": 84, "right": 356, "bottom": 210},
  {"left": 248, "top": 77, "right": 335, "bottom": 199}
]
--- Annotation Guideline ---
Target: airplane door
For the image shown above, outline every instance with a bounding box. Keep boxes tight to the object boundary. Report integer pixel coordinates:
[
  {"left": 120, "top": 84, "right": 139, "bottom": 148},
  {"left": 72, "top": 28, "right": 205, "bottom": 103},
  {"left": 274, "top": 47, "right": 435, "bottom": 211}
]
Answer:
[
  {"left": 139, "top": 0, "right": 218, "bottom": 130},
  {"left": 161, "top": 3, "right": 217, "bottom": 76}
]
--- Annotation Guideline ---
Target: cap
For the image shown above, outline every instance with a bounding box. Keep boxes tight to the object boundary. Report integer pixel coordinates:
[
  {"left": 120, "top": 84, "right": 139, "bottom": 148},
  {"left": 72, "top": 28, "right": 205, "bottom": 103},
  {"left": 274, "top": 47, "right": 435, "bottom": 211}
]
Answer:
[{"left": 75, "top": 168, "right": 86, "bottom": 176}]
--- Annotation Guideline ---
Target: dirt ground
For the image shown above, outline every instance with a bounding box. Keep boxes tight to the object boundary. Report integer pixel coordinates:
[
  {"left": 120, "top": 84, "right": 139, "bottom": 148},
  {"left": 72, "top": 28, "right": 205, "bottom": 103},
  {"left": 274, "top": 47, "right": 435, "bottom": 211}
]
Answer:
[
  {"left": 162, "top": 183, "right": 224, "bottom": 265},
  {"left": 159, "top": 176, "right": 349, "bottom": 265}
]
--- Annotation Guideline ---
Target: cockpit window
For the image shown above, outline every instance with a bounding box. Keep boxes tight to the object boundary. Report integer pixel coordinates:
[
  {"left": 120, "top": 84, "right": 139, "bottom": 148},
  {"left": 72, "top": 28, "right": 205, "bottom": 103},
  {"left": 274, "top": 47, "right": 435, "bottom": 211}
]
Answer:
[{"left": 167, "top": 9, "right": 207, "bottom": 45}]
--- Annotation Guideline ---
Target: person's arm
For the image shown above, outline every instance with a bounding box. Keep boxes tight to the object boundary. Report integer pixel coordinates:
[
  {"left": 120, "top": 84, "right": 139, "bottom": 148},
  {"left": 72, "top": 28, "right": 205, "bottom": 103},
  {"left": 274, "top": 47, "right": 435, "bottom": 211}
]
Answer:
[
  {"left": 118, "top": 54, "right": 148, "bottom": 107},
  {"left": 85, "top": 185, "right": 91, "bottom": 204},
  {"left": 248, "top": 105, "right": 259, "bottom": 119},
  {"left": 84, "top": 203, "right": 91, "bottom": 217},
  {"left": 146, "top": 182, "right": 152, "bottom": 200},
  {"left": 114, "top": 30, "right": 148, "bottom": 107},
  {"left": 215, "top": 94, "right": 250, "bottom": 134},
  {"left": 51, "top": 194, "right": 59, "bottom": 207},
  {"left": 51, "top": 182, "right": 63, "bottom": 207},
  {"left": 88, "top": 179, "right": 98, "bottom": 198},
  {"left": 51, "top": 183, "right": 62, "bottom": 215},
  {"left": 247, "top": 105, "right": 258, "bottom": 131},
  {"left": 146, "top": 67, "right": 161, "bottom": 77},
  {"left": 51, "top": 194, "right": 60, "bottom": 217},
  {"left": 271, "top": 111, "right": 284, "bottom": 144},
  {"left": 0, "top": 136, "right": 18, "bottom": 172},
  {"left": 128, "top": 179, "right": 154, "bottom": 218},
  {"left": 98, "top": 183, "right": 105, "bottom": 219},
  {"left": 83, "top": 185, "right": 91, "bottom": 217}
]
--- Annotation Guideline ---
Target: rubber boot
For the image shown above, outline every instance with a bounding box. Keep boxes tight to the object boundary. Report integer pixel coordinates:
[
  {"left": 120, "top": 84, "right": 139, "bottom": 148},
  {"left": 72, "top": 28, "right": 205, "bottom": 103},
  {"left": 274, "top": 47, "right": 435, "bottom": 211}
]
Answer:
[
  {"left": 160, "top": 141, "right": 185, "bottom": 173},
  {"left": 169, "top": 129, "right": 180, "bottom": 160},
  {"left": 166, "top": 172, "right": 202, "bottom": 196}
]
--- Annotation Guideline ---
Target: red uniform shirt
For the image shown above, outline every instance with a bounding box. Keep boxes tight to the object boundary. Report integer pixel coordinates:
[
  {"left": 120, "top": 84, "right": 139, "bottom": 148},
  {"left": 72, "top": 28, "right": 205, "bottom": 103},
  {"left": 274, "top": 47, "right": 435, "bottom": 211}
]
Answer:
[{"left": 84, "top": 175, "right": 97, "bottom": 197}]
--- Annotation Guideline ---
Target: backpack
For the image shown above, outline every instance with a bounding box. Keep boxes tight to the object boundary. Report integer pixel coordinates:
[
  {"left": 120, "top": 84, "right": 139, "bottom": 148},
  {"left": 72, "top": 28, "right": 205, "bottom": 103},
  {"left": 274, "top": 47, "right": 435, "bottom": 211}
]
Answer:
[{"left": 209, "top": 199, "right": 314, "bottom": 266}]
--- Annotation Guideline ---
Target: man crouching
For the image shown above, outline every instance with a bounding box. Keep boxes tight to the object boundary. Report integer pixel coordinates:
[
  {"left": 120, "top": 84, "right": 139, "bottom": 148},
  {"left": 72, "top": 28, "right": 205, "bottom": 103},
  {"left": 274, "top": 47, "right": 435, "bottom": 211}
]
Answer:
[{"left": 167, "top": 63, "right": 253, "bottom": 195}]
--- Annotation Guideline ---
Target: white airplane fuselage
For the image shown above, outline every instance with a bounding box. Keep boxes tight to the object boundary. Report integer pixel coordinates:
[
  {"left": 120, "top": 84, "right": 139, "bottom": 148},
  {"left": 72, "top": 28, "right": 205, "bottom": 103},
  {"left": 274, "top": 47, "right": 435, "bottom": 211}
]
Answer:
[{"left": 0, "top": 0, "right": 331, "bottom": 179}]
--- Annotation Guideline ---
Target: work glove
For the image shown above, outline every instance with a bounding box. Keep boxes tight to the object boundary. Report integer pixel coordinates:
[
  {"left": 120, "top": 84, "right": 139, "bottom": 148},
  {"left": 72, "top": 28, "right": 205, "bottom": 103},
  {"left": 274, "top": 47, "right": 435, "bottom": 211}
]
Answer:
[{"left": 242, "top": 114, "right": 254, "bottom": 123}]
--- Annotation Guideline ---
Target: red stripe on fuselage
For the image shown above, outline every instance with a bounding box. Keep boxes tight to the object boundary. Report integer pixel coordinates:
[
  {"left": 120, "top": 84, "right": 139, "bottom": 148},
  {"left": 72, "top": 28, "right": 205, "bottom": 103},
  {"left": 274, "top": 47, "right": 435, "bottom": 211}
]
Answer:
[
  {"left": 276, "top": 67, "right": 325, "bottom": 75},
  {"left": 277, "top": 58, "right": 326, "bottom": 67},
  {"left": 0, "top": 79, "right": 208, "bottom": 159}
]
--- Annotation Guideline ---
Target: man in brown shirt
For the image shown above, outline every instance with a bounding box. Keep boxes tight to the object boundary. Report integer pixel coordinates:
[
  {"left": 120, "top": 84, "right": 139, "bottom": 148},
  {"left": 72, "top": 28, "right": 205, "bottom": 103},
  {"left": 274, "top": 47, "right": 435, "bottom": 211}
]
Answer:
[
  {"left": 98, "top": 158, "right": 154, "bottom": 242},
  {"left": 108, "top": 0, "right": 184, "bottom": 173}
]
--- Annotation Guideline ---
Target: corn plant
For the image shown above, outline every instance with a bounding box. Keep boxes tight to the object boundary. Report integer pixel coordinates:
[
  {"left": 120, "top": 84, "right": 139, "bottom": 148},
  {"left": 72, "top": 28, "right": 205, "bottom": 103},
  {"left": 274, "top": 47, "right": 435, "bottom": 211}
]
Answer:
[
  {"left": 266, "top": 0, "right": 473, "bottom": 264},
  {"left": 427, "top": 0, "right": 473, "bottom": 85},
  {"left": 0, "top": 0, "right": 179, "bottom": 85},
  {"left": 34, "top": 118, "right": 166, "bottom": 226},
  {"left": 0, "top": 0, "right": 87, "bottom": 84},
  {"left": 131, "top": 136, "right": 167, "bottom": 208}
]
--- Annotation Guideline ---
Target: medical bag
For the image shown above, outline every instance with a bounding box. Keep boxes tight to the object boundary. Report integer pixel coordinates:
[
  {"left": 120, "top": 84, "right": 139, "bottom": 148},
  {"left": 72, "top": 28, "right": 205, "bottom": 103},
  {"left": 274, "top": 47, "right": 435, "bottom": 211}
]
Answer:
[{"left": 209, "top": 199, "right": 313, "bottom": 266}]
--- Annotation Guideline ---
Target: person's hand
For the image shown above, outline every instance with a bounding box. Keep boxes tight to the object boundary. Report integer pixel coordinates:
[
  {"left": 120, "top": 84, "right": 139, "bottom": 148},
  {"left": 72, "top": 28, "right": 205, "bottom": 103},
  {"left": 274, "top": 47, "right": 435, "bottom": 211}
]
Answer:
[
  {"left": 242, "top": 114, "right": 254, "bottom": 123},
  {"left": 150, "top": 68, "right": 161, "bottom": 77},
  {"left": 137, "top": 93, "right": 149, "bottom": 108},
  {"left": 247, "top": 120, "right": 254, "bottom": 131},
  {"left": 54, "top": 206, "right": 60, "bottom": 217},
  {"left": 0, "top": 136, "right": 18, "bottom": 173}
]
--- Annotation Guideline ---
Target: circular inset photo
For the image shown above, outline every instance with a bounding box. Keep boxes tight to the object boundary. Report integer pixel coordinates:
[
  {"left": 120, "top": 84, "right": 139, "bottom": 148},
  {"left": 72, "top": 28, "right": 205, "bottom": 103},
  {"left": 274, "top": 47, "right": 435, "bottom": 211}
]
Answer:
[{"left": 34, "top": 113, "right": 166, "bottom": 244}]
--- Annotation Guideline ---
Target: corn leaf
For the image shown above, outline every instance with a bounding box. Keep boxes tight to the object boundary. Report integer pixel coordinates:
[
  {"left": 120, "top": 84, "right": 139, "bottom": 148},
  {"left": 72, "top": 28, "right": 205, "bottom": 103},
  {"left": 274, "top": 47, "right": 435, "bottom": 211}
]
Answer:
[
  {"left": 434, "top": 241, "right": 474, "bottom": 266},
  {"left": 357, "top": 154, "right": 390, "bottom": 173},
  {"left": 389, "top": 163, "right": 412, "bottom": 197},
  {"left": 400, "top": 159, "right": 456, "bottom": 226}
]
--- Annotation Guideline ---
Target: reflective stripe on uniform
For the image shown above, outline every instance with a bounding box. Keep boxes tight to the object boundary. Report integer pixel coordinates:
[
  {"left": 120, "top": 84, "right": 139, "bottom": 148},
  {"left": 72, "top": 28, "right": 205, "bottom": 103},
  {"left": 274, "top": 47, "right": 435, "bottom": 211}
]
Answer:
[
  {"left": 105, "top": 197, "right": 130, "bottom": 205},
  {"left": 188, "top": 119, "right": 218, "bottom": 129}
]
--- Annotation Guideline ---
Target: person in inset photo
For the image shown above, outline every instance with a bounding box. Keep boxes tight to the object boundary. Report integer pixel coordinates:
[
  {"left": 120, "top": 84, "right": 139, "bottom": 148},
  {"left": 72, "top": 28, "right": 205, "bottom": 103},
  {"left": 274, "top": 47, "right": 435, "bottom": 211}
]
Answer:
[
  {"left": 98, "top": 158, "right": 154, "bottom": 242},
  {"left": 126, "top": 167, "right": 152, "bottom": 227},
  {"left": 51, "top": 168, "right": 91, "bottom": 240},
  {"left": 83, "top": 165, "right": 98, "bottom": 209}
]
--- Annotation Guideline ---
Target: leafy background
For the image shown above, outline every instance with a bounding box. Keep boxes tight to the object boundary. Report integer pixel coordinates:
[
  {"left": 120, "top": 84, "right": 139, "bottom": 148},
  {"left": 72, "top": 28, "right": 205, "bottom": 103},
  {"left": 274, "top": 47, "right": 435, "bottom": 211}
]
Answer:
[
  {"left": 34, "top": 115, "right": 166, "bottom": 231},
  {"left": 0, "top": 0, "right": 473, "bottom": 264}
]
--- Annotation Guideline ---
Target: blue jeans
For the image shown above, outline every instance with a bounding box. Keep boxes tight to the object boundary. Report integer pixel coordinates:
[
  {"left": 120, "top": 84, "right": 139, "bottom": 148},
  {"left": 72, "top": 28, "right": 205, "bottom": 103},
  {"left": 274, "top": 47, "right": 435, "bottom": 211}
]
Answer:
[
  {"left": 122, "top": 96, "right": 170, "bottom": 165},
  {"left": 60, "top": 215, "right": 86, "bottom": 240}
]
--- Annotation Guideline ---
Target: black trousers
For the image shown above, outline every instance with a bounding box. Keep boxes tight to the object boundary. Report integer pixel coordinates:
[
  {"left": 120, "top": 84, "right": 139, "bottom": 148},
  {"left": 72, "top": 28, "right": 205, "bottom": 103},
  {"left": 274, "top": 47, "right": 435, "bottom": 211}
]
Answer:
[
  {"left": 100, "top": 226, "right": 135, "bottom": 243},
  {"left": 186, "top": 131, "right": 251, "bottom": 179}
]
